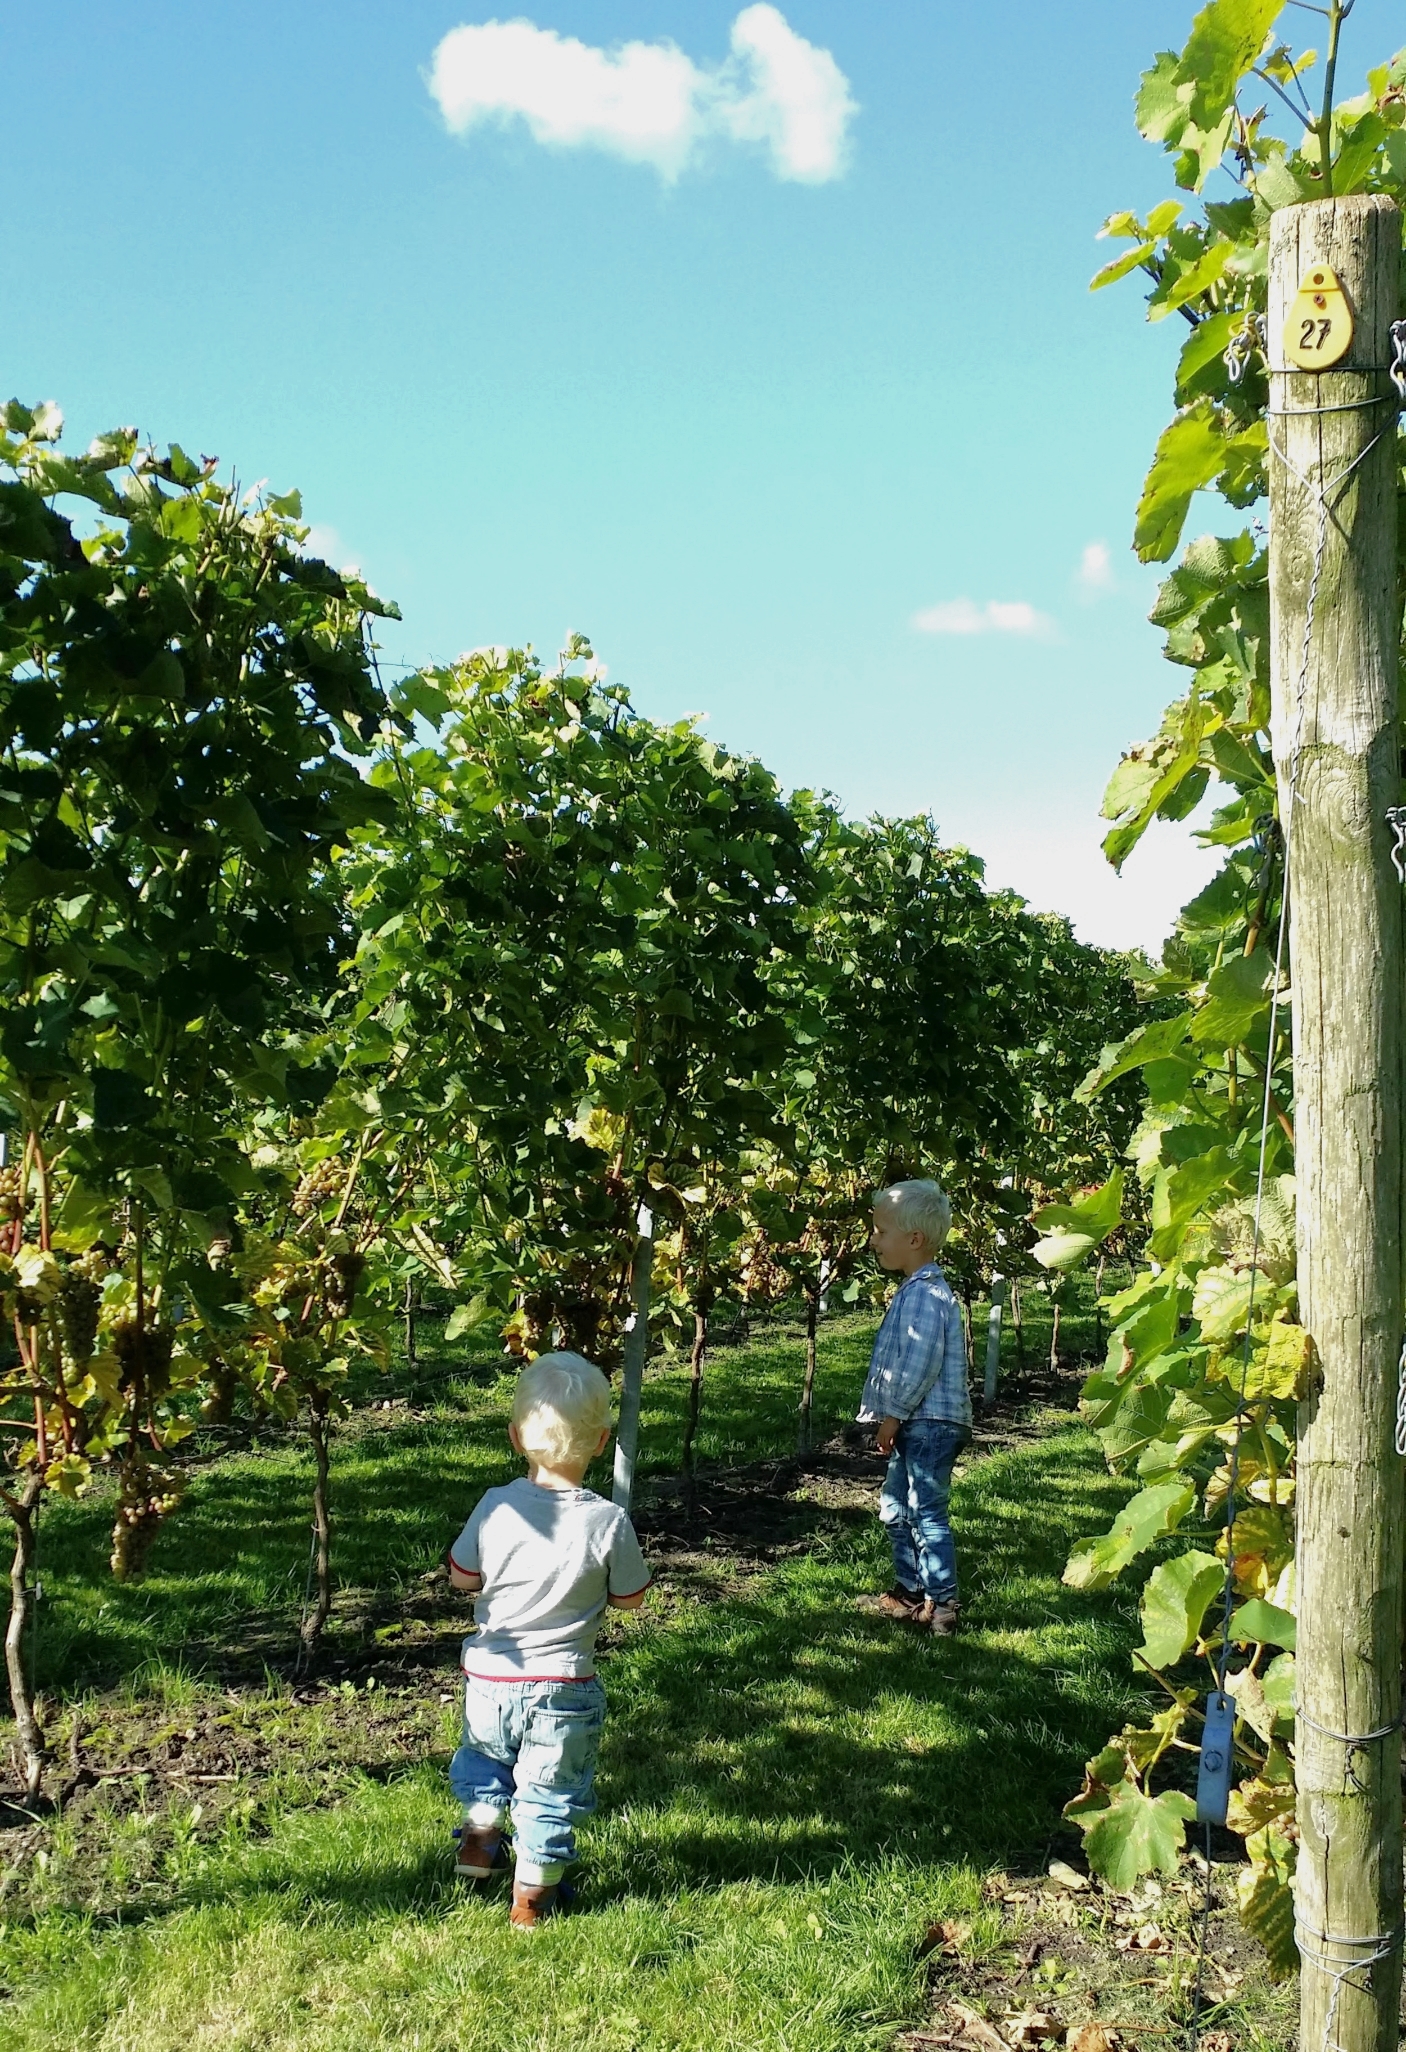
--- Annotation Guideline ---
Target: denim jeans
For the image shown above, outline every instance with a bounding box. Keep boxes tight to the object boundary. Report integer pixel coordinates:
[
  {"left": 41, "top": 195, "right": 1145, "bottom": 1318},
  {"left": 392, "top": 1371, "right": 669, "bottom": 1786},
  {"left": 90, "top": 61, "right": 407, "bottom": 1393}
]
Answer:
[
  {"left": 449, "top": 1675, "right": 607, "bottom": 1883},
  {"left": 878, "top": 1419, "right": 968, "bottom": 1606}
]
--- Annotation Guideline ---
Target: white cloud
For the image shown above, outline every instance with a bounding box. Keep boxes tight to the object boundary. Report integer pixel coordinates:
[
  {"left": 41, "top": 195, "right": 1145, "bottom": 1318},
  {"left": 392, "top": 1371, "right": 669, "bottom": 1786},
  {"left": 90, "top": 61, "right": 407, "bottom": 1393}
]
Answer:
[
  {"left": 1075, "top": 540, "right": 1116, "bottom": 595},
  {"left": 302, "top": 523, "right": 362, "bottom": 575},
  {"left": 912, "top": 597, "right": 1057, "bottom": 639},
  {"left": 427, "top": 7, "right": 856, "bottom": 183},
  {"left": 965, "top": 811, "right": 1222, "bottom": 956},
  {"left": 717, "top": 7, "right": 856, "bottom": 182}
]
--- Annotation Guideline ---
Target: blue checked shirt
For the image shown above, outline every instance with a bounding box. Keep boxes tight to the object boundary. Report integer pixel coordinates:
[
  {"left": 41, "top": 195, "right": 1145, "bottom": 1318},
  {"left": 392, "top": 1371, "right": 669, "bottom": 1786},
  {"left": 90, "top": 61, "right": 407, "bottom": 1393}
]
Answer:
[{"left": 856, "top": 1263, "right": 971, "bottom": 1429}]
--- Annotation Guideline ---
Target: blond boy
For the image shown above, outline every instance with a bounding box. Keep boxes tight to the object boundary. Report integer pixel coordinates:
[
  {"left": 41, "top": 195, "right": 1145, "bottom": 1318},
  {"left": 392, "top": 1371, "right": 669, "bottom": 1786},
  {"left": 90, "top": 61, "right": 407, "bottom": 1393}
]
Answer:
[
  {"left": 447, "top": 1351, "right": 651, "bottom": 1927},
  {"left": 857, "top": 1179, "right": 971, "bottom": 1635}
]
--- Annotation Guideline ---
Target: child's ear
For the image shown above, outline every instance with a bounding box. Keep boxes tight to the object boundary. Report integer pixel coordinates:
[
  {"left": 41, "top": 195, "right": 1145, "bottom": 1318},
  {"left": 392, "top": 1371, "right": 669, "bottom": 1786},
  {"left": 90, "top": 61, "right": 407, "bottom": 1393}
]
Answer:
[
  {"left": 595, "top": 1426, "right": 611, "bottom": 1455},
  {"left": 508, "top": 1422, "right": 522, "bottom": 1454}
]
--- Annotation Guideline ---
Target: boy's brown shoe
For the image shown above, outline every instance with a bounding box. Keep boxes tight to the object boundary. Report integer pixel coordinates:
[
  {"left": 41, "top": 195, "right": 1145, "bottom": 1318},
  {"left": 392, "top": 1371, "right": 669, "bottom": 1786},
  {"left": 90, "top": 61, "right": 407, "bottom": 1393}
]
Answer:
[
  {"left": 876, "top": 1585, "right": 923, "bottom": 1620},
  {"left": 454, "top": 1824, "right": 508, "bottom": 1879},
  {"left": 917, "top": 1598, "right": 960, "bottom": 1636},
  {"left": 510, "top": 1876, "right": 576, "bottom": 1928}
]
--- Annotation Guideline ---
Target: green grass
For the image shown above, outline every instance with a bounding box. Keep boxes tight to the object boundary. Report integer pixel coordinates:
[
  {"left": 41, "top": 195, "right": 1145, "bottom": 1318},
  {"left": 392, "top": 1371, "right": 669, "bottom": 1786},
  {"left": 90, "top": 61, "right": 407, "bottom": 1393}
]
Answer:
[
  {"left": 25, "top": 1285, "right": 1099, "bottom": 1697},
  {"left": 3, "top": 1291, "right": 1155, "bottom": 2052}
]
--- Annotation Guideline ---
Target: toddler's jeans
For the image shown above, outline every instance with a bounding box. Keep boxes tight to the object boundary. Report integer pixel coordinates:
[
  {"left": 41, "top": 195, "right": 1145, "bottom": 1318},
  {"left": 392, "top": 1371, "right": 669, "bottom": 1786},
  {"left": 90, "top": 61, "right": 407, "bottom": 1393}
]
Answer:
[
  {"left": 449, "top": 1673, "right": 606, "bottom": 1884},
  {"left": 878, "top": 1418, "right": 967, "bottom": 1607}
]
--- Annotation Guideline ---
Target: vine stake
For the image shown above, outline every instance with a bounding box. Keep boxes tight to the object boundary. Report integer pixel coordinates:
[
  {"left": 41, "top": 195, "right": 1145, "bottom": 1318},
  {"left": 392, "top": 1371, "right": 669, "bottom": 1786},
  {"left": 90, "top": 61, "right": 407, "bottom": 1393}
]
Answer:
[{"left": 1268, "top": 193, "right": 1404, "bottom": 2052}]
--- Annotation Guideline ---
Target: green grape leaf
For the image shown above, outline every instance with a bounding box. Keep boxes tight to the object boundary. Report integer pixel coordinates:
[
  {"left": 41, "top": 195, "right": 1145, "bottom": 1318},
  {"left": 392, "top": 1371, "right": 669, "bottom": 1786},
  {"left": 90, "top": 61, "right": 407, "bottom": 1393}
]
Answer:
[
  {"left": 1075, "top": 1014, "right": 1194, "bottom": 1101},
  {"left": 1260, "top": 1651, "right": 1297, "bottom": 1731},
  {"left": 1092, "top": 242, "right": 1157, "bottom": 291},
  {"left": 1032, "top": 1171, "right": 1124, "bottom": 1272},
  {"left": 1226, "top": 1765, "right": 1296, "bottom": 1836},
  {"left": 1135, "top": 403, "right": 1227, "bottom": 562},
  {"left": 1149, "top": 1147, "right": 1239, "bottom": 1262},
  {"left": 1149, "top": 237, "right": 1235, "bottom": 321},
  {"left": 1192, "top": 1264, "right": 1257, "bottom": 1341},
  {"left": 1064, "top": 1480, "right": 1196, "bottom": 1591},
  {"left": 1188, "top": 949, "right": 1271, "bottom": 1047},
  {"left": 1137, "top": 1548, "right": 1224, "bottom": 1668},
  {"left": 1237, "top": 1827, "right": 1298, "bottom": 1977},
  {"left": 444, "top": 1295, "right": 490, "bottom": 1342},
  {"left": 1230, "top": 1597, "right": 1297, "bottom": 1650},
  {"left": 1077, "top": 1780, "right": 1198, "bottom": 1889}
]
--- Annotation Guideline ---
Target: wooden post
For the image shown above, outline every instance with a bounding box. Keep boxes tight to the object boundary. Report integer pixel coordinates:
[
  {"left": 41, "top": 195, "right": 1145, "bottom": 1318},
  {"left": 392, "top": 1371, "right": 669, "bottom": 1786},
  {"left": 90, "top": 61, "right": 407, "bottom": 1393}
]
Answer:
[
  {"left": 612, "top": 1203, "right": 654, "bottom": 1513},
  {"left": 983, "top": 1274, "right": 1006, "bottom": 1407},
  {"left": 1268, "top": 194, "right": 1403, "bottom": 2052}
]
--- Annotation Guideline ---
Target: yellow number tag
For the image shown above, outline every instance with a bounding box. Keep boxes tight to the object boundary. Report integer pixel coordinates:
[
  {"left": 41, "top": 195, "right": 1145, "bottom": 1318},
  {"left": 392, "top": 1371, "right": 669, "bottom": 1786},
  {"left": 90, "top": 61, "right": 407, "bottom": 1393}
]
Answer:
[{"left": 1282, "top": 264, "right": 1354, "bottom": 370}]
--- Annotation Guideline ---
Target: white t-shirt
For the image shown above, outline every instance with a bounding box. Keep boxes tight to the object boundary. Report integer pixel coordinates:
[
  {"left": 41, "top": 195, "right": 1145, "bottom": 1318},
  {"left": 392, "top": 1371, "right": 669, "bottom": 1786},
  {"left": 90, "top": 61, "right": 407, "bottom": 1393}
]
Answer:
[{"left": 450, "top": 1476, "right": 652, "bottom": 1680}]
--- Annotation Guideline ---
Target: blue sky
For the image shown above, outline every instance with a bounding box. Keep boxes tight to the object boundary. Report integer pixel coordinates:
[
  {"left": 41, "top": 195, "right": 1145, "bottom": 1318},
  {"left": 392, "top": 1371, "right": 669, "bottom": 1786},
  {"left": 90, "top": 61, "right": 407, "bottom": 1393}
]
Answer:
[{"left": 5, "top": 1, "right": 1401, "bottom": 948}]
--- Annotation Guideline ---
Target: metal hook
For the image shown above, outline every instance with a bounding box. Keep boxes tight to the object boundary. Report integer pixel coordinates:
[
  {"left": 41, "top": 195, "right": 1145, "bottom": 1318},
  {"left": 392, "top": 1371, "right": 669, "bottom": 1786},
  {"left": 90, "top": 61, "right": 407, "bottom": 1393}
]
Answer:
[
  {"left": 1389, "top": 320, "right": 1406, "bottom": 408},
  {"left": 1387, "top": 807, "right": 1406, "bottom": 885}
]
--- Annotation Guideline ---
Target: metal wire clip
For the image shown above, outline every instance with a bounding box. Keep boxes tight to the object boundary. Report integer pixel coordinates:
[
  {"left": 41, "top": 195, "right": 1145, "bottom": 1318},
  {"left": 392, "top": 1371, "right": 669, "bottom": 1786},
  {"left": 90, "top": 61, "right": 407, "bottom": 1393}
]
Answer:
[
  {"left": 1226, "top": 311, "right": 1267, "bottom": 386},
  {"left": 1386, "top": 808, "right": 1406, "bottom": 886},
  {"left": 1390, "top": 319, "right": 1406, "bottom": 407}
]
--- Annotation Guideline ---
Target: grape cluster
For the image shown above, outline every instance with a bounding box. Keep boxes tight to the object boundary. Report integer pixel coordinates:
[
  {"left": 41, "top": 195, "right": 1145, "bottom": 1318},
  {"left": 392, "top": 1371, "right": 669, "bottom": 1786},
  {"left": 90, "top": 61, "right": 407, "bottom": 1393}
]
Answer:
[
  {"left": 57, "top": 1253, "right": 105, "bottom": 1366},
  {"left": 292, "top": 1159, "right": 343, "bottom": 1218},
  {"left": 110, "top": 1456, "right": 185, "bottom": 1581},
  {"left": 327, "top": 1249, "right": 366, "bottom": 1318},
  {"left": 0, "top": 1165, "right": 24, "bottom": 1224},
  {"left": 113, "top": 1317, "right": 175, "bottom": 1398}
]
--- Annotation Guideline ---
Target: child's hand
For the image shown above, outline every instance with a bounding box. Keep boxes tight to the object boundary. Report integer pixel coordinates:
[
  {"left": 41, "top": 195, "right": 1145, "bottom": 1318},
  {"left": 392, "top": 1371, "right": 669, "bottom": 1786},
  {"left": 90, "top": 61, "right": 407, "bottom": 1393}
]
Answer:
[{"left": 875, "top": 1416, "right": 901, "bottom": 1456}]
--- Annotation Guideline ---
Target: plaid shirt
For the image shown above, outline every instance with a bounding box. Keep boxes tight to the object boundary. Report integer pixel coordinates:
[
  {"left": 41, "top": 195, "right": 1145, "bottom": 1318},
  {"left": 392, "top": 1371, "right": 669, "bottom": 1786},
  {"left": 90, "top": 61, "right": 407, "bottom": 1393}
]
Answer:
[{"left": 856, "top": 1262, "right": 970, "bottom": 1429}]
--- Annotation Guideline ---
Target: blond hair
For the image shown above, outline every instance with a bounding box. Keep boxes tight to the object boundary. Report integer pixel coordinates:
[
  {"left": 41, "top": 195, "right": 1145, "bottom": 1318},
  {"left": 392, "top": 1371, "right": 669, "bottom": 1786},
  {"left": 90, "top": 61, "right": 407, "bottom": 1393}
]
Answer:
[
  {"left": 512, "top": 1351, "right": 612, "bottom": 1468},
  {"left": 873, "top": 1178, "right": 952, "bottom": 1254}
]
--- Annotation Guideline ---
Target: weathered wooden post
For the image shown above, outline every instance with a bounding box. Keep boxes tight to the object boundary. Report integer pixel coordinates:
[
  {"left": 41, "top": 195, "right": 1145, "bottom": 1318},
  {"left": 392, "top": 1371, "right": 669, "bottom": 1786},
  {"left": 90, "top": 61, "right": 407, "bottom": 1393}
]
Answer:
[
  {"left": 612, "top": 1203, "right": 654, "bottom": 1513},
  {"left": 983, "top": 1274, "right": 1006, "bottom": 1407},
  {"left": 1267, "top": 193, "right": 1404, "bottom": 2052}
]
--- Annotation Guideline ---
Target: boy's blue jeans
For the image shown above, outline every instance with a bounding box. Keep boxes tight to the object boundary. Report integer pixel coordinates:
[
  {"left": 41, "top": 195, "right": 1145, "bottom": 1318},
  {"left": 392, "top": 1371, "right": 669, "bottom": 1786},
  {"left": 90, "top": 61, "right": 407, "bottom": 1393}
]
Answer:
[
  {"left": 449, "top": 1674, "right": 606, "bottom": 1884},
  {"left": 879, "top": 1419, "right": 967, "bottom": 1607}
]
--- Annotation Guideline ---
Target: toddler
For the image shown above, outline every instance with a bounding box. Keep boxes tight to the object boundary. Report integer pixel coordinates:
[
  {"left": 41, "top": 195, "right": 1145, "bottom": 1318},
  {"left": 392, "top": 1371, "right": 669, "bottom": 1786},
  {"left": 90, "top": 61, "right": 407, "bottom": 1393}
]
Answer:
[{"left": 446, "top": 1351, "right": 651, "bottom": 1927}]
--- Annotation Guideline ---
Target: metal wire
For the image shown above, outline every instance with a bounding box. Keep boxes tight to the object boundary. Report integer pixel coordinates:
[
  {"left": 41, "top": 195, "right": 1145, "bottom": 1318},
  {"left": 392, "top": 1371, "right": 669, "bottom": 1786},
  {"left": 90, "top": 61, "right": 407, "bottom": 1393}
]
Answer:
[{"left": 1295, "top": 1922, "right": 1404, "bottom": 2052}]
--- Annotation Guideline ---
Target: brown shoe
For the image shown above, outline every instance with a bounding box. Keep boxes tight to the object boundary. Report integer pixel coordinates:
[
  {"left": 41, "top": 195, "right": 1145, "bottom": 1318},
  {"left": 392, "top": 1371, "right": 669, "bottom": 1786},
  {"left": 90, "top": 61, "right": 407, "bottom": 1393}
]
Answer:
[
  {"left": 876, "top": 1585, "right": 923, "bottom": 1620},
  {"left": 917, "top": 1598, "right": 960, "bottom": 1636},
  {"left": 454, "top": 1823, "right": 507, "bottom": 1879},
  {"left": 511, "top": 1876, "right": 566, "bottom": 1928}
]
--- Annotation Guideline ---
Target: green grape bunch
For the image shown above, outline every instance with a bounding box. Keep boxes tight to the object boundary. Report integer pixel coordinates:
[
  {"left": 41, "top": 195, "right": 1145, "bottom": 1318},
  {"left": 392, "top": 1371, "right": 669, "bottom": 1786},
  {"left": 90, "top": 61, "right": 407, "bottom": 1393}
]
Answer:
[
  {"left": 56, "top": 1249, "right": 108, "bottom": 1368},
  {"left": 292, "top": 1159, "right": 344, "bottom": 1219}
]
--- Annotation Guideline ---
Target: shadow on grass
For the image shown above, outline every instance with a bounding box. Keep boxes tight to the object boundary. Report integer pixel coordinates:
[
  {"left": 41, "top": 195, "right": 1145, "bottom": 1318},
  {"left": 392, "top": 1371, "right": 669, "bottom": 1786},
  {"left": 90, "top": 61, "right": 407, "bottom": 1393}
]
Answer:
[
  {"left": 28, "top": 1317, "right": 881, "bottom": 1695},
  {"left": 49, "top": 1424, "right": 1145, "bottom": 1940}
]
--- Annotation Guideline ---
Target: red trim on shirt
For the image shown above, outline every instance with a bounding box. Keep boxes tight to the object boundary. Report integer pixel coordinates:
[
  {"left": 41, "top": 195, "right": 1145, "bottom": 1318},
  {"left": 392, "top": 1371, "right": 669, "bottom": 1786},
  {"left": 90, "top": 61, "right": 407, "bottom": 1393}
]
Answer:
[
  {"left": 447, "top": 1552, "right": 481, "bottom": 1578},
  {"left": 610, "top": 1579, "right": 653, "bottom": 1600}
]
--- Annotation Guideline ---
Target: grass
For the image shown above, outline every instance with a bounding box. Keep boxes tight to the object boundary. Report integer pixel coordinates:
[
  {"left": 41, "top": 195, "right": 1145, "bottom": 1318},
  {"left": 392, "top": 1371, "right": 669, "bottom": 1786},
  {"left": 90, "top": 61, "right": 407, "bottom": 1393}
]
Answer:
[
  {"left": 23, "top": 1282, "right": 1104, "bottom": 1697},
  {"left": 2, "top": 1279, "right": 1266, "bottom": 2052}
]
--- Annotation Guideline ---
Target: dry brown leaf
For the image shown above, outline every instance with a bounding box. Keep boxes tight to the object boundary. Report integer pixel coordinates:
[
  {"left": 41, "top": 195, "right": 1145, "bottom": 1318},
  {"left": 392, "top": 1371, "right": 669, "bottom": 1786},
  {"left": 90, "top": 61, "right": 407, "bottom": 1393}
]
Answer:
[
  {"left": 1066, "top": 2028, "right": 1116, "bottom": 2052},
  {"left": 918, "top": 1920, "right": 972, "bottom": 1960},
  {"left": 1046, "top": 1859, "right": 1088, "bottom": 1893},
  {"left": 948, "top": 2001, "right": 1009, "bottom": 2052},
  {"left": 1038, "top": 1891, "right": 1079, "bottom": 1926},
  {"left": 1197, "top": 2035, "right": 1234, "bottom": 2052},
  {"left": 1000, "top": 2009, "right": 1062, "bottom": 2046},
  {"left": 1114, "top": 1921, "right": 1169, "bottom": 1953}
]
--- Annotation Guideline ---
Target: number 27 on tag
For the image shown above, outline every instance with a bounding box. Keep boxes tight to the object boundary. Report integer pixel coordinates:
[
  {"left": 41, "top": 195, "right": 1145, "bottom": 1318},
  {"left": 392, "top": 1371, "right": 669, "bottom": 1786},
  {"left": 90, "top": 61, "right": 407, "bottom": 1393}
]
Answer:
[{"left": 1283, "top": 264, "right": 1354, "bottom": 369}]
